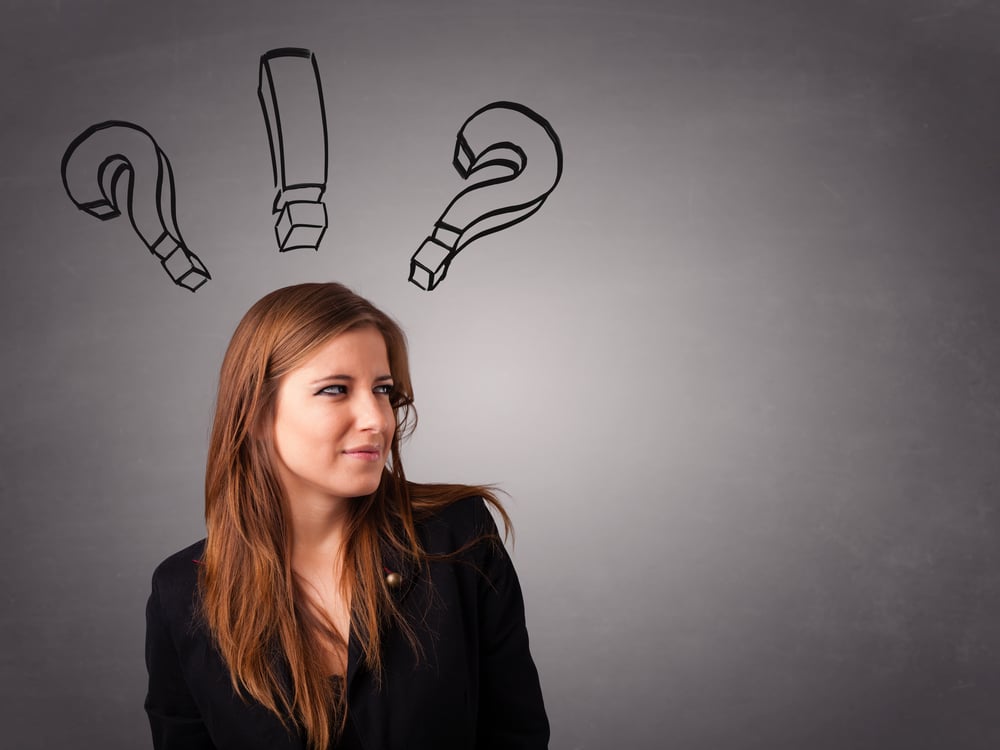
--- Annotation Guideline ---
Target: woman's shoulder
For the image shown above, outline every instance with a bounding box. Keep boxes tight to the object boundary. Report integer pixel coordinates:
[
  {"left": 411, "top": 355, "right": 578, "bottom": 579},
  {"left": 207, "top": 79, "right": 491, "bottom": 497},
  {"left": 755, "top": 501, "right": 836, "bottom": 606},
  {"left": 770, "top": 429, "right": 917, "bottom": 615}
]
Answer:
[
  {"left": 415, "top": 495, "right": 504, "bottom": 554},
  {"left": 418, "top": 494, "right": 494, "bottom": 528},
  {"left": 149, "top": 539, "right": 206, "bottom": 601}
]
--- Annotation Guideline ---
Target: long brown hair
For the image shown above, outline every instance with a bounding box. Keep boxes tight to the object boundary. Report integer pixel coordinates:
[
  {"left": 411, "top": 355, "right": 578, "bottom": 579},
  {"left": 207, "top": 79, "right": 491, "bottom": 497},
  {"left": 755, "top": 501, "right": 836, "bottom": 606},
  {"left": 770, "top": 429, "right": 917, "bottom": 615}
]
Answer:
[{"left": 199, "top": 282, "right": 509, "bottom": 750}]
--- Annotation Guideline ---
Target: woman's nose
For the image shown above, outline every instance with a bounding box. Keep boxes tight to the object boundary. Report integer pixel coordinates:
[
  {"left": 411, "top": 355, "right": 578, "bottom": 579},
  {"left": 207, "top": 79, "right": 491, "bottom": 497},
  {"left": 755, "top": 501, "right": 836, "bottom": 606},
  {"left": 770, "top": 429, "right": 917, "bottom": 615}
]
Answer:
[{"left": 354, "top": 392, "right": 389, "bottom": 431}]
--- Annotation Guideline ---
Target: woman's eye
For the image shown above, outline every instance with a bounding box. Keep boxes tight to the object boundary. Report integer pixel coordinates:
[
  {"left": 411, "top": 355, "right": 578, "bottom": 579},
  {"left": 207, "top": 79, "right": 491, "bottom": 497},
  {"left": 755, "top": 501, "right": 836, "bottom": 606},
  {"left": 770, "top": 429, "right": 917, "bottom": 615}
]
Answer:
[
  {"left": 318, "top": 384, "right": 347, "bottom": 396},
  {"left": 374, "top": 384, "right": 394, "bottom": 395}
]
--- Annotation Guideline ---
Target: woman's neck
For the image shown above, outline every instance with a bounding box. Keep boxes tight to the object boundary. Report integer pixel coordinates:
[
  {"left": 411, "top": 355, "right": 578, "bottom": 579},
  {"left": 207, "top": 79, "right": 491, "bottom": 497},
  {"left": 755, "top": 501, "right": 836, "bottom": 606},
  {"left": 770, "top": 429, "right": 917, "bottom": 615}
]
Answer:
[
  {"left": 287, "top": 493, "right": 352, "bottom": 570},
  {"left": 288, "top": 495, "right": 354, "bottom": 678}
]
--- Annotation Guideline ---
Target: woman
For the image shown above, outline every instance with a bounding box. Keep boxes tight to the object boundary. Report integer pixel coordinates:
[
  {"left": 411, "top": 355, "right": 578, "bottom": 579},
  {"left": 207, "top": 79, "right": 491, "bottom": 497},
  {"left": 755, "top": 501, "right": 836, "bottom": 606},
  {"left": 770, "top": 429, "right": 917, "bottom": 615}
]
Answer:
[{"left": 145, "top": 282, "right": 548, "bottom": 750}]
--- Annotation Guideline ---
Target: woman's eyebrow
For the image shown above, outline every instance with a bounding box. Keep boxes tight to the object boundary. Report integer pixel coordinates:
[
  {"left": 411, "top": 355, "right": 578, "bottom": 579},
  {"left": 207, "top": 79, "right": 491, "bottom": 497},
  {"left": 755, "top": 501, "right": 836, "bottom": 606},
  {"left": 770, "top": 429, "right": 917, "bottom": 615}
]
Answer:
[{"left": 309, "top": 374, "right": 393, "bottom": 386}]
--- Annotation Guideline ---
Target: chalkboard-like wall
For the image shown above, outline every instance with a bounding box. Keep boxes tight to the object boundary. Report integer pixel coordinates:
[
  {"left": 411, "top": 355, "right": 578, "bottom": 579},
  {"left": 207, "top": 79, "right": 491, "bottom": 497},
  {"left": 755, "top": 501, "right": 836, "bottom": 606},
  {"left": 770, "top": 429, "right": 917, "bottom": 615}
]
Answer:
[{"left": 1, "top": 1, "right": 998, "bottom": 748}]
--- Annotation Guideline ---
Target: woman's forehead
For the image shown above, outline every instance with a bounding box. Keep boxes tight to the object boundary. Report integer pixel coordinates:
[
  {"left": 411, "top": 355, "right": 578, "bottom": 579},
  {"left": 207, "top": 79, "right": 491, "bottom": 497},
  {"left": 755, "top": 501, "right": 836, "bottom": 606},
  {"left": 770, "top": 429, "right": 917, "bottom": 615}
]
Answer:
[{"left": 290, "top": 327, "right": 390, "bottom": 376}]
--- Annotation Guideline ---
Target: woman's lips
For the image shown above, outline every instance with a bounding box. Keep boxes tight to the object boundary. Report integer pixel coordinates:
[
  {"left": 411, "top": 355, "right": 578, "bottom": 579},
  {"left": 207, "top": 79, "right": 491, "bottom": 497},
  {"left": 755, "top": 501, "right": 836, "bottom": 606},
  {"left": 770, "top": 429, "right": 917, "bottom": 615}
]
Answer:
[{"left": 343, "top": 445, "right": 382, "bottom": 462}]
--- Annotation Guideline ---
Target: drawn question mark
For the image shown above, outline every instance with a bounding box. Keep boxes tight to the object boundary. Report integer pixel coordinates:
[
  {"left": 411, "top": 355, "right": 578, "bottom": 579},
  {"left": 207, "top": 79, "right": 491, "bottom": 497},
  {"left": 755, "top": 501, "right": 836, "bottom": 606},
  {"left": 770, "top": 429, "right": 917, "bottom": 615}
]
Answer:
[
  {"left": 258, "top": 48, "right": 329, "bottom": 252},
  {"left": 409, "top": 101, "right": 563, "bottom": 291},
  {"left": 59, "top": 121, "right": 211, "bottom": 292}
]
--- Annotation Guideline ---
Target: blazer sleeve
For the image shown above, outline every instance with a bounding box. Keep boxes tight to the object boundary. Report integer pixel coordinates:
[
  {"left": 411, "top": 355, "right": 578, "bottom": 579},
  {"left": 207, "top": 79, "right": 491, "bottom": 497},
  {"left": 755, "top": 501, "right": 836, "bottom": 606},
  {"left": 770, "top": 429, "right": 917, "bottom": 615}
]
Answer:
[
  {"left": 144, "top": 570, "right": 217, "bottom": 750},
  {"left": 473, "top": 503, "right": 550, "bottom": 749}
]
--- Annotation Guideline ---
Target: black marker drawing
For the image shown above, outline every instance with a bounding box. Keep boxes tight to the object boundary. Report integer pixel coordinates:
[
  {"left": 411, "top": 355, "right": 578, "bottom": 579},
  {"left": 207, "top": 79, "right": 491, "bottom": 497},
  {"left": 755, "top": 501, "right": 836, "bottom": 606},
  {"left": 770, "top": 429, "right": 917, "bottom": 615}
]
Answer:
[
  {"left": 258, "top": 48, "right": 329, "bottom": 252},
  {"left": 60, "top": 121, "right": 211, "bottom": 292},
  {"left": 409, "top": 101, "right": 563, "bottom": 291}
]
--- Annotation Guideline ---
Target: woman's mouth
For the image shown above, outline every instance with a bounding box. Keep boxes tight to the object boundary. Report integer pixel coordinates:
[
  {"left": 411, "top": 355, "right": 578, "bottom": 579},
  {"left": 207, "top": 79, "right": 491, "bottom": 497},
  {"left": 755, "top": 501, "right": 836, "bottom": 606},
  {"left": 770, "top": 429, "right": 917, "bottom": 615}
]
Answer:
[{"left": 343, "top": 445, "right": 382, "bottom": 462}]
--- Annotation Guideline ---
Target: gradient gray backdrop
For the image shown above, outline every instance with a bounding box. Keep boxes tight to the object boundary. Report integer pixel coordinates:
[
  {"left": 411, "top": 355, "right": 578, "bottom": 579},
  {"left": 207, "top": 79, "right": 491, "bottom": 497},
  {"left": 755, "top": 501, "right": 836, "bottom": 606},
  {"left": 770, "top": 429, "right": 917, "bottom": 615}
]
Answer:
[{"left": 2, "top": 1, "right": 999, "bottom": 748}]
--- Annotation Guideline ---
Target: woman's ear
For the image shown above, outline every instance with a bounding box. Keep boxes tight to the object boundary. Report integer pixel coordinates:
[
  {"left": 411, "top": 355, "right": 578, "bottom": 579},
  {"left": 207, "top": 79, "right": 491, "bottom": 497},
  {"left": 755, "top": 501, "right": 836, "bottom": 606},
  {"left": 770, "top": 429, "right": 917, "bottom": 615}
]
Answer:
[
  {"left": 246, "top": 378, "right": 278, "bottom": 460},
  {"left": 251, "top": 402, "right": 275, "bottom": 451}
]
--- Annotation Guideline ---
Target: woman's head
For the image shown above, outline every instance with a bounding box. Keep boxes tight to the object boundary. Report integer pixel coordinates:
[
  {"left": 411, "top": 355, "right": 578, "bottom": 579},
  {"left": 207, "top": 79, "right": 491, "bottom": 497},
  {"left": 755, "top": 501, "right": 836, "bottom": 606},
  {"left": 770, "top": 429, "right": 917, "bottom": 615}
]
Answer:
[
  {"left": 271, "top": 325, "right": 395, "bottom": 510},
  {"left": 206, "top": 282, "right": 415, "bottom": 532}
]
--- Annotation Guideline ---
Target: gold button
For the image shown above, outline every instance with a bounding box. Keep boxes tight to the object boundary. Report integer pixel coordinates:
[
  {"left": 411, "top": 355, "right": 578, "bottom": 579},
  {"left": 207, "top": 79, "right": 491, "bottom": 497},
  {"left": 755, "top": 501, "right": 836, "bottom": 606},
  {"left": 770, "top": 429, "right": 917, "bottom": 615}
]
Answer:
[{"left": 385, "top": 572, "right": 402, "bottom": 587}]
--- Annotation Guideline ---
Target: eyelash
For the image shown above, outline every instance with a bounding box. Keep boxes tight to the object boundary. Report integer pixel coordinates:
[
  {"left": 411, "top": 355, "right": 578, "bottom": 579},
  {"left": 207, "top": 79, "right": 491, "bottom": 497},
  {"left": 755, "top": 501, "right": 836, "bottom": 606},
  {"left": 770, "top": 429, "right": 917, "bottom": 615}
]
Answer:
[{"left": 317, "top": 384, "right": 394, "bottom": 396}]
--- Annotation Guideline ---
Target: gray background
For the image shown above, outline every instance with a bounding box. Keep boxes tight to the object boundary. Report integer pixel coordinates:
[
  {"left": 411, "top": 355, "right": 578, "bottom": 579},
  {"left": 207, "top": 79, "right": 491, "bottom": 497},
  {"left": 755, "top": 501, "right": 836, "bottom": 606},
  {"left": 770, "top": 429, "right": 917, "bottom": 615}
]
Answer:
[{"left": 2, "top": 1, "right": 999, "bottom": 748}]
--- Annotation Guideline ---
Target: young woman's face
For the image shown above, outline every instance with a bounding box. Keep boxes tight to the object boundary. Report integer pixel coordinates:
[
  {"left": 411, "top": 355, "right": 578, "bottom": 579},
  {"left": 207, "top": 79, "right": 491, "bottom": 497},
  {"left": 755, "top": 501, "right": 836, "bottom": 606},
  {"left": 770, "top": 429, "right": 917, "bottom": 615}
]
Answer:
[{"left": 270, "top": 325, "right": 396, "bottom": 507}]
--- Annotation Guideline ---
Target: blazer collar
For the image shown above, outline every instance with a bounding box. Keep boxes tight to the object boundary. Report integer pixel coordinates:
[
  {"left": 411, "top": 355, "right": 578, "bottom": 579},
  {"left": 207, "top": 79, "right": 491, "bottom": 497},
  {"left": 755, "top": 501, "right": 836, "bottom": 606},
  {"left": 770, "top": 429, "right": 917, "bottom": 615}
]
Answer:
[{"left": 345, "top": 530, "right": 420, "bottom": 690}]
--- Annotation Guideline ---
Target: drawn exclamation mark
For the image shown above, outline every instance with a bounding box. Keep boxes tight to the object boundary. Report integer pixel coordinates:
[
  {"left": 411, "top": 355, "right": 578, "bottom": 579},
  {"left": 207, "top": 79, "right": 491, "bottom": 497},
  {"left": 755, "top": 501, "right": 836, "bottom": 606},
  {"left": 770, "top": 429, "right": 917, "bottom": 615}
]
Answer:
[{"left": 258, "top": 48, "right": 329, "bottom": 252}]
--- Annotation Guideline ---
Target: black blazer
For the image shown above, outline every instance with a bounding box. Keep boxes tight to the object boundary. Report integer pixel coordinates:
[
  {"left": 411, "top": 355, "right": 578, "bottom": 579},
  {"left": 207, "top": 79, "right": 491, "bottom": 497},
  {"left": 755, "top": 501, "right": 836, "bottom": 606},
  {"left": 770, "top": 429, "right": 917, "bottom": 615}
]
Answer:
[{"left": 145, "top": 497, "right": 549, "bottom": 749}]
